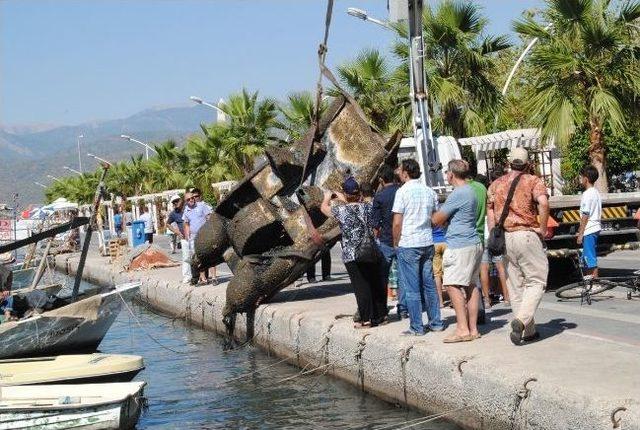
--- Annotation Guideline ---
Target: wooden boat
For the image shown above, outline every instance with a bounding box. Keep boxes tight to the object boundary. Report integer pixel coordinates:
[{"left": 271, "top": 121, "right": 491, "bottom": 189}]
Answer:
[
  {"left": 0, "top": 282, "right": 140, "bottom": 359},
  {"left": 9, "top": 268, "right": 35, "bottom": 290},
  {"left": 0, "top": 381, "right": 146, "bottom": 429},
  {"left": 0, "top": 354, "right": 144, "bottom": 386}
]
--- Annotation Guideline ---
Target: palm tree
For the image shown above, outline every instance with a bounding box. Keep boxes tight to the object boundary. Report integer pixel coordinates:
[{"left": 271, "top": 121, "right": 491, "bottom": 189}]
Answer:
[
  {"left": 185, "top": 123, "right": 244, "bottom": 186},
  {"left": 514, "top": 0, "right": 640, "bottom": 192},
  {"left": 333, "top": 49, "right": 411, "bottom": 134},
  {"left": 278, "top": 91, "right": 327, "bottom": 141},
  {"left": 392, "top": 0, "right": 510, "bottom": 137},
  {"left": 218, "top": 89, "right": 281, "bottom": 172},
  {"left": 147, "top": 140, "right": 189, "bottom": 191}
]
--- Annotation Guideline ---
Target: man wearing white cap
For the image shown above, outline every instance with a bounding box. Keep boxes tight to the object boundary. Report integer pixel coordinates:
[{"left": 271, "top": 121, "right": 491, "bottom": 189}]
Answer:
[
  {"left": 487, "top": 147, "right": 550, "bottom": 345},
  {"left": 166, "top": 194, "right": 190, "bottom": 284}
]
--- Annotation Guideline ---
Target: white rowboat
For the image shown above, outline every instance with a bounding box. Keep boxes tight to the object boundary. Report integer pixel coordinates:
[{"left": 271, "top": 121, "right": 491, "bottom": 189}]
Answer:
[
  {"left": 0, "top": 354, "right": 144, "bottom": 386},
  {"left": 0, "top": 282, "right": 140, "bottom": 359},
  {"left": 0, "top": 381, "right": 146, "bottom": 429}
]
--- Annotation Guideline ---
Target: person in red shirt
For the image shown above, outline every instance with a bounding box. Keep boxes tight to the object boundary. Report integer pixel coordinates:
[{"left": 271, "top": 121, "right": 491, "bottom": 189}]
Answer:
[{"left": 487, "top": 147, "right": 550, "bottom": 345}]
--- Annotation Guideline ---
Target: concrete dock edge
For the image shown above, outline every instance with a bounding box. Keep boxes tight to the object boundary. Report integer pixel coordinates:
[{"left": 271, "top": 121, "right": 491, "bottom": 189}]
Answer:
[{"left": 55, "top": 254, "right": 640, "bottom": 430}]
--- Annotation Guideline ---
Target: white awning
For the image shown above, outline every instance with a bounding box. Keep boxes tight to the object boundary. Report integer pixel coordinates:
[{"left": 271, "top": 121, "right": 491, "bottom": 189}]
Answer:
[{"left": 458, "top": 128, "right": 552, "bottom": 152}]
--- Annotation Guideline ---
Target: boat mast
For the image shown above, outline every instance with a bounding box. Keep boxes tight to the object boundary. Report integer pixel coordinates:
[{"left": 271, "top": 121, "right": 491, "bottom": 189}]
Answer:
[{"left": 71, "top": 163, "right": 110, "bottom": 301}]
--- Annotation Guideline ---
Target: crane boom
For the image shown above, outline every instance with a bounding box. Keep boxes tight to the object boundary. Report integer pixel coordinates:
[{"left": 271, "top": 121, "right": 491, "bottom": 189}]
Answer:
[{"left": 406, "top": 0, "right": 439, "bottom": 187}]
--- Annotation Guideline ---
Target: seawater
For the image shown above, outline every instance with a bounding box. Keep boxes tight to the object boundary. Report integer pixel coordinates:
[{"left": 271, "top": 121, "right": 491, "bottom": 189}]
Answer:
[{"left": 97, "top": 284, "right": 462, "bottom": 429}]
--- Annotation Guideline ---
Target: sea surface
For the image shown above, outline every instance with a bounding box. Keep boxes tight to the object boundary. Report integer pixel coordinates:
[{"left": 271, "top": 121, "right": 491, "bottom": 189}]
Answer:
[{"left": 96, "top": 285, "right": 462, "bottom": 429}]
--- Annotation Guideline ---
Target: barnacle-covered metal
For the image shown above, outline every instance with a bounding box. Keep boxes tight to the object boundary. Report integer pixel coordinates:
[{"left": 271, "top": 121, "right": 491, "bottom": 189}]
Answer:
[{"left": 193, "top": 95, "right": 400, "bottom": 329}]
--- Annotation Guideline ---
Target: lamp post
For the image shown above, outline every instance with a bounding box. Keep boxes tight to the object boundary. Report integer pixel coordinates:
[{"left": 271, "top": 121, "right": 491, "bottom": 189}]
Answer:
[
  {"left": 63, "top": 166, "right": 82, "bottom": 175},
  {"left": 189, "top": 96, "right": 228, "bottom": 123},
  {"left": 87, "top": 152, "right": 112, "bottom": 166},
  {"left": 346, "top": 7, "right": 392, "bottom": 29},
  {"left": 47, "top": 174, "right": 62, "bottom": 183},
  {"left": 77, "top": 134, "right": 84, "bottom": 173},
  {"left": 120, "top": 135, "right": 157, "bottom": 160}
]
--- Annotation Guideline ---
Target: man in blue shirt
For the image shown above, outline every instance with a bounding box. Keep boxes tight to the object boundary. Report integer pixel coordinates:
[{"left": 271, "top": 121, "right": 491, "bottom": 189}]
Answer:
[
  {"left": 432, "top": 160, "right": 483, "bottom": 343},
  {"left": 372, "top": 165, "right": 401, "bottom": 309},
  {"left": 183, "top": 188, "right": 213, "bottom": 285},
  {"left": 392, "top": 159, "right": 444, "bottom": 336}
]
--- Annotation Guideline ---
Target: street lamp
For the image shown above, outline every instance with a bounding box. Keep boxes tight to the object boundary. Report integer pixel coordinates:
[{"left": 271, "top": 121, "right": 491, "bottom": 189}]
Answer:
[
  {"left": 189, "top": 96, "right": 228, "bottom": 123},
  {"left": 346, "top": 7, "right": 392, "bottom": 29},
  {"left": 120, "top": 134, "right": 157, "bottom": 160},
  {"left": 77, "top": 134, "right": 84, "bottom": 173},
  {"left": 87, "top": 152, "right": 112, "bottom": 166},
  {"left": 47, "top": 174, "right": 62, "bottom": 183},
  {"left": 34, "top": 181, "right": 47, "bottom": 189},
  {"left": 63, "top": 166, "right": 82, "bottom": 175}
]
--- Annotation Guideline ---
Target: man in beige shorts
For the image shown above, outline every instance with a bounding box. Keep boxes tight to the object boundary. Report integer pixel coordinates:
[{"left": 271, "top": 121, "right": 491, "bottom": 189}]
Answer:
[{"left": 432, "top": 160, "right": 483, "bottom": 343}]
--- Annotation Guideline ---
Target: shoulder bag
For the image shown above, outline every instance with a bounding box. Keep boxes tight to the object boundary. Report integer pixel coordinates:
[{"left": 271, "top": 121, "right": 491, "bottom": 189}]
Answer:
[
  {"left": 353, "top": 204, "right": 382, "bottom": 263},
  {"left": 487, "top": 174, "right": 523, "bottom": 257}
]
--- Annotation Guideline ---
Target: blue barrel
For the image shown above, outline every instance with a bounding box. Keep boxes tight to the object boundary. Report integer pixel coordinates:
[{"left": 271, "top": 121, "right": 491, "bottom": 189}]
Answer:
[{"left": 131, "top": 220, "right": 146, "bottom": 247}]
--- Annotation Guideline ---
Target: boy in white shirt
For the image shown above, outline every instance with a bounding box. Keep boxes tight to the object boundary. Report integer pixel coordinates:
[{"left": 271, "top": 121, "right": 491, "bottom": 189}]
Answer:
[{"left": 577, "top": 165, "right": 602, "bottom": 277}]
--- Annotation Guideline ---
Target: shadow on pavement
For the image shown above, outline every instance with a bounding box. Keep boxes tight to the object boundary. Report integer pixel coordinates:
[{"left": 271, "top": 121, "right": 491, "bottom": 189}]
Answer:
[
  {"left": 270, "top": 280, "right": 353, "bottom": 303},
  {"left": 536, "top": 318, "right": 578, "bottom": 342}
]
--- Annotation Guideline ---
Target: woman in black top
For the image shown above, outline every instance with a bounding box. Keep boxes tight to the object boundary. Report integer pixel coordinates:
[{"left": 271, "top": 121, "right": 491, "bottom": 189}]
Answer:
[{"left": 320, "top": 177, "right": 387, "bottom": 328}]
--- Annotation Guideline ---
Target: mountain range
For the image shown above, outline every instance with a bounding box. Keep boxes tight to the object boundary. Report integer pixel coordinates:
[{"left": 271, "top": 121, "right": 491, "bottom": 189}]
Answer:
[{"left": 0, "top": 105, "right": 215, "bottom": 205}]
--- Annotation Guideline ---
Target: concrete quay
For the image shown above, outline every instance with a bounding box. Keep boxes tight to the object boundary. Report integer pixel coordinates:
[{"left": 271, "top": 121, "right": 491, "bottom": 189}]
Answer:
[{"left": 55, "top": 248, "right": 640, "bottom": 430}]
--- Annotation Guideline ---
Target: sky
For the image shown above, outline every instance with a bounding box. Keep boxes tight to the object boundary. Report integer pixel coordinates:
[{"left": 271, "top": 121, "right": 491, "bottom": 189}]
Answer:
[{"left": 1, "top": 0, "right": 542, "bottom": 127}]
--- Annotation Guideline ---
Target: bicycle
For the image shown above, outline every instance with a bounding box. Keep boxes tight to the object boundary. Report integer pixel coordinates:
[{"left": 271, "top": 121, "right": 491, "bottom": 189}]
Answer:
[{"left": 554, "top": 249, "right": 640, "bottom": 304}]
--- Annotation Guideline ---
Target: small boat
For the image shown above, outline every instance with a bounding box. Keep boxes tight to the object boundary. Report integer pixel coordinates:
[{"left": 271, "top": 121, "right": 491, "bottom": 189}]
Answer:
[
  {"left": 0, "top": 354, "right": 144, "bottom": 386},
  {"left": 10, "top": 267, "right": 36, "bottom": 290},
  {"left": 0, "top": 282, "right": 140, "bottom": 359},
  {"left": 0, "top": 381, "right": 146, "bottom": 429}
]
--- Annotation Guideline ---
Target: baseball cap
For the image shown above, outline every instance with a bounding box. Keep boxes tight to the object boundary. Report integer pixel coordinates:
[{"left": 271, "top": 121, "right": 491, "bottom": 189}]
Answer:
[
  {"left": 342, "top": 176, "right": 360, "bottom": 195},
  {"left": 508, "top": 147, "right": 529, "bottom": 165},
  {"left": 170, "top": 194, "right": 181, "bottom": 203}
]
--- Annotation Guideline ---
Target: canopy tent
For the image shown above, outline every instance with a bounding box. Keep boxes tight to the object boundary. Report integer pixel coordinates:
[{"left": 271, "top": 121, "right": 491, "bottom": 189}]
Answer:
[
  {"left": 458, "top": 129, "right": 563, "bottom": 195},
  {"left": 457, "top": 128, "right": 548, "bottom": 153}
]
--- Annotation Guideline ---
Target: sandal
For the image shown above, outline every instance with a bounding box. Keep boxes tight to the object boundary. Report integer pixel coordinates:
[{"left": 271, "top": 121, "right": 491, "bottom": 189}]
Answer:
[
  {"left": 443, "top": 334, "right": 473, "bottom": 343},
  {"left": 468, "top": 333, "right": 481, "bottom": 340}
]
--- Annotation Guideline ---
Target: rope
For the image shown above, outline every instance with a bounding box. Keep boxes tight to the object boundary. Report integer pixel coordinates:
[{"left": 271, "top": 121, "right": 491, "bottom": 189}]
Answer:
[
  {"left": 116, "top": 290, "right": 190, "bottom": 355},
  {"left": 299, "top": 0, "right": 334, "bottom": 186},
  {"left": 390, "top": 408, "right": 466, "bottom": 430}
]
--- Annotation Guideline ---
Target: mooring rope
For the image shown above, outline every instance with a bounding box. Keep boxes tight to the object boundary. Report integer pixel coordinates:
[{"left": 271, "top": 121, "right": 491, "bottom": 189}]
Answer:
[{"left": 117, "top": 290, "right": 190, "bottom": 354}]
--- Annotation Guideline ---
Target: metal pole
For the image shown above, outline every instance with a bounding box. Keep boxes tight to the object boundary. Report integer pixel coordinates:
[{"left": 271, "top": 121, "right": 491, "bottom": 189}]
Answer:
[
  {"left": 12, "top": 194, "right": 18, "bottom": 260},
  {"left": 77, "top": 135, "right": 83, "bottom": 173}
]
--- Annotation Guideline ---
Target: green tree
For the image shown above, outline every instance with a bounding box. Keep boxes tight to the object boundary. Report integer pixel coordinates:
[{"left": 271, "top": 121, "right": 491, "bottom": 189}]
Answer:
[
  {"left": 334, "top": 48, "right": 411, "bottom": 134},
  {"left": 278, "top": 91, "right": 327, "bottom": 141},
  {"left": 218, "top": 88, "right": 281, "bottom": 172},
  {"left": 392, "top": 0, "right": 510, "bottom": 137},
  {"left": 514, "top": 0, "right": 640, "bottom": 192}
]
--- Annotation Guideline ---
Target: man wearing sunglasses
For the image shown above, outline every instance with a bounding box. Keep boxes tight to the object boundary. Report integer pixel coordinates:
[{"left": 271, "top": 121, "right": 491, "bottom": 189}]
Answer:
[{"left": 183, "top": 188, "right": 213, "bottom": 285}]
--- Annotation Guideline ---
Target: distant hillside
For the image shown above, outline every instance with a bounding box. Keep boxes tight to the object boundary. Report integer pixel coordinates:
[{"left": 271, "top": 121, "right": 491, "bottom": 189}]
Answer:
[{"left": 0, "top": 105, "right": 215, "bottom": 205}]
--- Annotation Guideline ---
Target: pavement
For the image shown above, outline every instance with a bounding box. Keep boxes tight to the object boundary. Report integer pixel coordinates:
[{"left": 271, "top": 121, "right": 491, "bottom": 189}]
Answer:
[{"left": 63, "top": 233, "right": 640, "bottom": 429}]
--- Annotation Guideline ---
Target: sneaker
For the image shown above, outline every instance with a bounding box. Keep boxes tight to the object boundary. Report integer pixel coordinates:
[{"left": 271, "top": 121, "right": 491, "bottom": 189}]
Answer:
[
  {"left": 426, "top": 325, "right": 445, "bottom": 332},
  {"left": 399, "top": 311, "right": 409, "bottom": 320},
  {"left": 307, "top": 278, "right": 318, "bottom": 284},
  {"left": 522, "top": 332, "right": 541, "bottom": 342},
  {"left": 401, "top": 329, "right": 425, "bottom": 336},
  {"left": 322, "top": 276, "right": 334, "bottom": 282},
  {"left": 510, "top": 318, "right": 525, "bottom": 345}
]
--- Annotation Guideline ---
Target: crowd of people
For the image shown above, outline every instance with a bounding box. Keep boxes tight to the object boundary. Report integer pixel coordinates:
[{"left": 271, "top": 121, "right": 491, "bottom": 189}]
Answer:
[
  {"left": 112, "top": 187, "right": 216, "bottom": 286},
  {"left": 325, "top": 147, "right": 603, "bottom": 346},
  {"left": 107, "top": 147, "right": 606, "bottom": 346}
]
